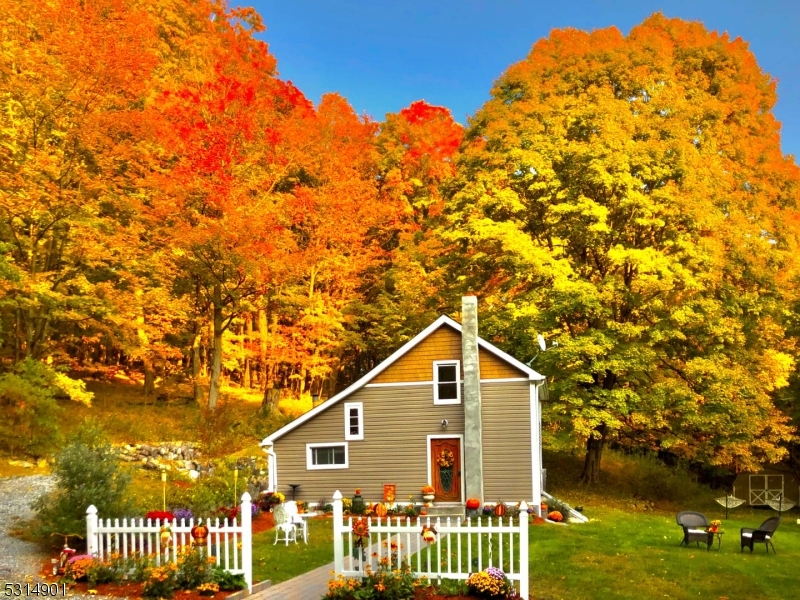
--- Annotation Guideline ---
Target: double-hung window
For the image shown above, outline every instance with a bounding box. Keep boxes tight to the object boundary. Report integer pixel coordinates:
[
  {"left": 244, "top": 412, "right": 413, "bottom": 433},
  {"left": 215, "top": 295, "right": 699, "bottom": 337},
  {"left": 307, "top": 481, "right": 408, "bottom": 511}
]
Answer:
[
  {"left": 433, "top": 360, "right": 461, "bottom": 404},
  {"left": 344, "top": 402, "right": 364, "bottom": 441},
  {"left": 306, "top": 443, "right": 348, "bottom": 469}
]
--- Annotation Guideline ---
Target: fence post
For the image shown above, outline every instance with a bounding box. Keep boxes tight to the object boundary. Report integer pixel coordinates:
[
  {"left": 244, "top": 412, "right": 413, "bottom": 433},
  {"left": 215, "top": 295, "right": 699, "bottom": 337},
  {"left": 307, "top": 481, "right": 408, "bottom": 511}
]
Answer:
[
  {"left": 86, "top": 505, "right": 98, "bottom": 556},
  {"left": 332, "top": 490, "right": 344, "bottom": 574},
  {"left": 518, "top": 501, "right": 529, "bottom": 599},
  {"left": 240, "top": 492, "right": 253, "bottom": 592}
]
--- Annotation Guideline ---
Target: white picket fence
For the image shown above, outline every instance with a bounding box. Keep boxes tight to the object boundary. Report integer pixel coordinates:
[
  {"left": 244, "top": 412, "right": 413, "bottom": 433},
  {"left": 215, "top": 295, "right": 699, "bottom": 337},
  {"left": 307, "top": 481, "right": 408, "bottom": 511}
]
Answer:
[
  {"left": 86, "top": 492, "right": 252, "bottom": 591},
  {"left": 331, "top": 491, "right": 529, "bottom": 598}
]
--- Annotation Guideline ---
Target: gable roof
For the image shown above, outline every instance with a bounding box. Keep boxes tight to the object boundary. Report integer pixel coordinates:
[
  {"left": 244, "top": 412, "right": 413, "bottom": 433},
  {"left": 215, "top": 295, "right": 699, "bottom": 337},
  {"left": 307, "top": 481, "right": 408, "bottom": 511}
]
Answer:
[{"left": 260, "top": 314, "right": 546, "bottom": 446}]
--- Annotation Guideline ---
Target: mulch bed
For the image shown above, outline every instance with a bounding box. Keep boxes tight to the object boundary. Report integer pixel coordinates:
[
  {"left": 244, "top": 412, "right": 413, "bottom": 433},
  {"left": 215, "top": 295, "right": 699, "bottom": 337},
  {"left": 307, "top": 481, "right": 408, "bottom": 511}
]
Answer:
[
  {"left": 65, "top": 581, "right": 234, "bottom": 600},
  {"left": 413, "top": 591, "right": 482, "bottom": 600}
]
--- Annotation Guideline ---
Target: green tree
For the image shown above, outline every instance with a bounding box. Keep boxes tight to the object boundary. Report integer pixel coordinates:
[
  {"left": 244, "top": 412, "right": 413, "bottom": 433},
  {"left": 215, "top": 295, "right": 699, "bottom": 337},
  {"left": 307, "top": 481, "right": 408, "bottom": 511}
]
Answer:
[{"left": 446, "top": 14, "right": 800, "bottom": 482}]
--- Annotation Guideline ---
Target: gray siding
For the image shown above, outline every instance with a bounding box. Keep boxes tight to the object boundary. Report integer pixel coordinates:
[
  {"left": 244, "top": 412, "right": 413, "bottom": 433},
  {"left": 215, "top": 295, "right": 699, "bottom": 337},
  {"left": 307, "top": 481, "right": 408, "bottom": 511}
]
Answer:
[
  {"left": 481, "top": 381, "right": 533, "bottom": 502},
  {"left": 273, "top": 384, "right": 465, "bottom": 503}
]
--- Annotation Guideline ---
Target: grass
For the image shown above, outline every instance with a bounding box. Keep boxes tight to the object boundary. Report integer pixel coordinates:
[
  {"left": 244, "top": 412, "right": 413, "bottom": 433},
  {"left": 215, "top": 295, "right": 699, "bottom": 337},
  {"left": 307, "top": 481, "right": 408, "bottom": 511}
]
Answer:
[
  {"left": 46, "top": 380, "right": 296, "bottom": 456},
  {"left": 252, "top": 517, "right": 334, "bottom": 585},
  {"left": 527, "top": 506, "right": 799, "bottom": 600},
  {"left": 301, "top": 509, "right": 799, "bottom": 600}
]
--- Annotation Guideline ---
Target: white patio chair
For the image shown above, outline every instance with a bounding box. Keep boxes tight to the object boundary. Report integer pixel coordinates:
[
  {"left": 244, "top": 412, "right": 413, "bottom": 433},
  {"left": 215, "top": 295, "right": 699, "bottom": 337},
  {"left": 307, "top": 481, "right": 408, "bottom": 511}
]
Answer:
[
  {"left": 272, "top": 504, "right": 297, "bottom": 545},
  {"left": 284, "top": 500, "right": 308, "bottom": 543}
]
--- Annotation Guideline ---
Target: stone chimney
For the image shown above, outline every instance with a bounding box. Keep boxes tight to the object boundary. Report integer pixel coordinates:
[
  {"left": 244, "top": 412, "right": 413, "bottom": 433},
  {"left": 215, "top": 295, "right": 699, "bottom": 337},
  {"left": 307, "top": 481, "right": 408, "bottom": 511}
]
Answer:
[{"left": 461, "top": 296, "right": 484, "bottom": 503}]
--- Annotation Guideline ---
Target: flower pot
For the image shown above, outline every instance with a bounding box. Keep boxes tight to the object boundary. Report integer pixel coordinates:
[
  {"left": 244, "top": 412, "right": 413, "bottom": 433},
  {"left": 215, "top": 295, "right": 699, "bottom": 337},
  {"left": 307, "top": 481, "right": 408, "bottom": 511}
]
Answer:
[{"left": 423, "top": 494, "right": 435, "bottom": 502}]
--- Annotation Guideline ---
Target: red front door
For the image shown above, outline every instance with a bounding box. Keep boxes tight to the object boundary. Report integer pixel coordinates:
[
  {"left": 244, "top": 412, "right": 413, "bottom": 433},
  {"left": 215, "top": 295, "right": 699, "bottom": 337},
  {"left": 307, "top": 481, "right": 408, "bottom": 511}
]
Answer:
[{"left": 431, "top": 438, "right": 461, "bottom": 502}]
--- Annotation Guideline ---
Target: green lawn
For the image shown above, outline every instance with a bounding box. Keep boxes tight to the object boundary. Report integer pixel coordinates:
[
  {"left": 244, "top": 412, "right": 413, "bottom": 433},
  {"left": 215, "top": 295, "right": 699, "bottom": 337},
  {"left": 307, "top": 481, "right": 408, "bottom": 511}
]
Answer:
[
  {"left": 527, "top": 507, "right": 799, "bottom": 600},
  {"left": 252, "top": 510, "right": 799, "bottom": 599},
  {"left": 252, "top": 517, "right": 335, "bottom": 585}
]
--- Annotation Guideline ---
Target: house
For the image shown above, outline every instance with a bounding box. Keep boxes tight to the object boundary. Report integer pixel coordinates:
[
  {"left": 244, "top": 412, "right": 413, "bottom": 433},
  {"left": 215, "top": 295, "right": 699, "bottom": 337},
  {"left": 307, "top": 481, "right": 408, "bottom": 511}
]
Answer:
[
  {"left": 260, "top": 297, "right": 547, "bottom": 514},
  {"left": 732, "top": 466, "right": 800, "bottom": 507}
]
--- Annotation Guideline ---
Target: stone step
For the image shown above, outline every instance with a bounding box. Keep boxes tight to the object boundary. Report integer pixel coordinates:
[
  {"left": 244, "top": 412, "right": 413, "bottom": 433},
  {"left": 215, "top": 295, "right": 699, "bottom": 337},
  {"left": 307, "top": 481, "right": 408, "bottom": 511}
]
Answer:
[{"left": 421, "top": 504, "right": 465, "bottom": 518}]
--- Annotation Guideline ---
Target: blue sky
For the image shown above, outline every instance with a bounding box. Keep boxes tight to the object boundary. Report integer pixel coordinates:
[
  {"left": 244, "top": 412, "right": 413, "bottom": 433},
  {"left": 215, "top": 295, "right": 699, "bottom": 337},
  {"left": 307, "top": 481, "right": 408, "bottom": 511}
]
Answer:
[{"left": 248, "top": 0, "right": 800, "bottom": 159}]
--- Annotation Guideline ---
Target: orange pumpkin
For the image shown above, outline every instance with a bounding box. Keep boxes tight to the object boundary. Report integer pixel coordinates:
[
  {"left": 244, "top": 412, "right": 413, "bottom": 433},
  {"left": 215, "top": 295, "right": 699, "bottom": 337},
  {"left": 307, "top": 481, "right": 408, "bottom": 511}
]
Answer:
[
  {"left": 465, "top": 498, "right": 481, "bottom": 510},
  {"left": 374, "top": 503, "right": 388, "bottom": 517},
  {"left": 190, "top": 524, "right": 209, "bottom": 544},
  {"left": 494, "top": 503, "right": 507, "bottom": 517}
]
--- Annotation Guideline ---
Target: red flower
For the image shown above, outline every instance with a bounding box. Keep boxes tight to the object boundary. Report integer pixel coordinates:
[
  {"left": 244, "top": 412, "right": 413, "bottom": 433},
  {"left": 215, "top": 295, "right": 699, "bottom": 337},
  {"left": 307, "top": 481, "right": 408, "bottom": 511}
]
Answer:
[{"left": 146, "top": 511, "right": 175, "bottom": 522}]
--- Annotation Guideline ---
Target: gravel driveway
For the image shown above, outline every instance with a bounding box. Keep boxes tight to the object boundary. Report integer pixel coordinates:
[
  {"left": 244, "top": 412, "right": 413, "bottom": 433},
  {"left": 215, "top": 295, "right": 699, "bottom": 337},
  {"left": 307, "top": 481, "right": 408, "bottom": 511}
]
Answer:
[{"left": 0, "top": 475, "right": 118, "bottom": 599}]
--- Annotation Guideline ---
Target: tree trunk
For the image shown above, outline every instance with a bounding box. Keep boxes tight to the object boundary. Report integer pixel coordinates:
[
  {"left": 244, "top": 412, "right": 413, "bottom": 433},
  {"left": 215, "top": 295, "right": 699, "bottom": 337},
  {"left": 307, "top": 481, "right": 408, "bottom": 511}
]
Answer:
[
  {"left": 244, "top": 313, "right": 253, "bottom": 388},
  {"left": 192, "top": 328, "right": 203, "bottom": 405},
  {"left": 258, "top": 308, "right": 267, "bottom": 389},
  {"left": 580, "top": 426, "right": 607, "bottom": 484},
  {"left": 208, "top": 289, "right": 224, "bottom": 410},
  {"left": 261, "top": 386, "right": 280, "bottom": 414},
  {"left": 143, "top": 357, "right": 155, "bottom": 396}
]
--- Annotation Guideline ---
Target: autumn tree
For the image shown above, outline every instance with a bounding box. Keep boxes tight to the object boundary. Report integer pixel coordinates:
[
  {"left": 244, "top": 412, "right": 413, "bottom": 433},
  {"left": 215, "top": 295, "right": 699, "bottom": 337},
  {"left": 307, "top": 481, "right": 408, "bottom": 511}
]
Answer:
[
  {"left": 446, "top": 14, "right": 800, "bottom": 482},
  {"left": 0, "top": 0, "right": 160, "bottom": 362},
  {"left": 360, "top": 101, "right": 464, "bottom": 364},
  {"left": 152, "top": 5, "right": 305, "bottom": 409}
]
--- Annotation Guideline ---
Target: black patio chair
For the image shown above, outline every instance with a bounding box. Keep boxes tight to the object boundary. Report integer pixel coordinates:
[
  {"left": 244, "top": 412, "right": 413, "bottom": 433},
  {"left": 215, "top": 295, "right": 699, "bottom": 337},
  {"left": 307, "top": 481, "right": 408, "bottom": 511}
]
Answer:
[
  {"left": 676, "top": 511, "right": 712, "bottom": 549},
  {"left": 740, "top": 516, "right": 781, "bottom": 554}
]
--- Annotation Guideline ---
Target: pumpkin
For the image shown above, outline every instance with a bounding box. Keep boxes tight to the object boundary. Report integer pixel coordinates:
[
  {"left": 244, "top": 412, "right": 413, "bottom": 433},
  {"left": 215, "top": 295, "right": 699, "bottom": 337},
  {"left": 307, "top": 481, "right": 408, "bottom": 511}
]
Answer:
[
  {"left": 465, "top": 498, "right": 481, "bottom": 510},
  {"left": 191, "top": 524, "right": 209, "bottom": 544},
  {"left": 494, "top": 503, "right": 507, "bottom": 517},
  {"left": 375, "top": 503, "right": 388, "bottom": 517}
]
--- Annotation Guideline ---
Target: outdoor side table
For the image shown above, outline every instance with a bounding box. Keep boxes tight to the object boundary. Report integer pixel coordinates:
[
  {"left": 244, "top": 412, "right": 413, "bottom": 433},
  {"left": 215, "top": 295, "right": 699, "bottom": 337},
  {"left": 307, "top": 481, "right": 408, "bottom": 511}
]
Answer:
[{"left": 707, "top": 531, "right": 723, "bottom": 551}]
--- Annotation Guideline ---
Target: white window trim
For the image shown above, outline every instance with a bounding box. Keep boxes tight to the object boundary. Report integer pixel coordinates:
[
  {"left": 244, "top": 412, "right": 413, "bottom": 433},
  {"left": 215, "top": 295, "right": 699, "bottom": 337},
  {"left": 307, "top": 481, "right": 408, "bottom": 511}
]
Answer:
[
  {"left": 433, "top": 360, "right": 461, "bottom": 405},
  {"left": 344, "top": 402, "right": 364, "bottom": 441},
  {"left": 306, "top": 442, "right": 349, "bottom": 470}
]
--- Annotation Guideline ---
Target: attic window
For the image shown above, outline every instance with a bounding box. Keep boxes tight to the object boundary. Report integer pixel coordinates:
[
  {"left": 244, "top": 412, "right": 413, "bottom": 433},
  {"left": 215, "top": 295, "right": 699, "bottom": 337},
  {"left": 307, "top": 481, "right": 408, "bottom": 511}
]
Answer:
[
  {"left": 434, "top": 360, "right": 461, "bottom": 405},
  {"left": 344, "top": 402, "right": 363, "bottom": 441}
]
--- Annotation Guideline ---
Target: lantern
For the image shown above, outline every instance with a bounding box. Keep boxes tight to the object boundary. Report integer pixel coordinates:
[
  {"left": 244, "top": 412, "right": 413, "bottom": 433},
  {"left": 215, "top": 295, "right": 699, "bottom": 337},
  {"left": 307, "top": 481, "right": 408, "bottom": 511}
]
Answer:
[
  {"left": 494, "top": 503, "right": 507, "bottom": 517},
  {"left": 191, "top": 524, "right": 209, "bottom": 544},
  {"left": 465, "top": 498, "right": 481, "bottom": 510},
  {"left": 374, "top": 503, "right": 388, "bottom": 518}
]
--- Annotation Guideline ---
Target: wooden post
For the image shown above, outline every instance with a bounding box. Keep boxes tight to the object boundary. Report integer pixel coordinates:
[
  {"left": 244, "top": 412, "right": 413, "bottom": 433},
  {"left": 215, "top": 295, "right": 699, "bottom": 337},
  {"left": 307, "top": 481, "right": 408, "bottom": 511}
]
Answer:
[
  {"left": 240, "top": 492, "right": 253, "bottom": 592},
  {"left": 333, "top": 490, "right": 344, "bottom": 574},
  {"left": 519, "top": 501, "right": 529, "bottom": 599},
  {"left": 86, "top": 505, "right": 98, "bottom": 556}
]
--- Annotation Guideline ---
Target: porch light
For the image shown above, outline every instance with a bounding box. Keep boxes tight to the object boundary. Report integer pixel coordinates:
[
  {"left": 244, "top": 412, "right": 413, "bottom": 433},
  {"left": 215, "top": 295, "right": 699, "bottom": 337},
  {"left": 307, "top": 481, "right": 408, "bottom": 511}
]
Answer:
[{"left": 441, "top": 419, "right": 448, "bottom": 429}]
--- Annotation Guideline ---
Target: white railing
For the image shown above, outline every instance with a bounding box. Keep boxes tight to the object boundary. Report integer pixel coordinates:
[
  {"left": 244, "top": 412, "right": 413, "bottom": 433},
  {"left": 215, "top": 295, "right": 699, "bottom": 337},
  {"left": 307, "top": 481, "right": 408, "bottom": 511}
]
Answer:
[
  {"left": 86, "top": 492, "right": 252, "bottom": 591},
  {"left": 331, "top": 491, "right": 529, "bottom": 599}
]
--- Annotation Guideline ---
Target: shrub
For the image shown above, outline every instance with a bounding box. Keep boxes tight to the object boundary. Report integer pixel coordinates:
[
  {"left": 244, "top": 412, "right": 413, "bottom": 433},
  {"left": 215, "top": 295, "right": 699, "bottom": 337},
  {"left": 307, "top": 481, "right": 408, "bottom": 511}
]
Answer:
[
  {"left": 176, "top": 547, "right": 212, "bottom": 589},
  {"left": 86, "top": 556, "right": 120, "bottom": 586},
  {"left": 0, "top": 359, "right": 91, "bottom": 457},
  {"left": 65, "top": 555, "right": 95, "bottom": 582},
  {"left": 34, "top": 422, "right": 134, "bottom": 548},
  {"left": 324, "top": 563, "right": 422, "bottom": 600},
  {"left": 142, "top": 563, "right": 178, "bottom": 599},
  {"left": 436, "top": 579, "right": 470, "bottom": 595},
  {"left": 466, "top": 567, "right": 517, "bottom": 598},
  {"left": 210, "top": 566, "right": 247, "bottom": 591}
]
